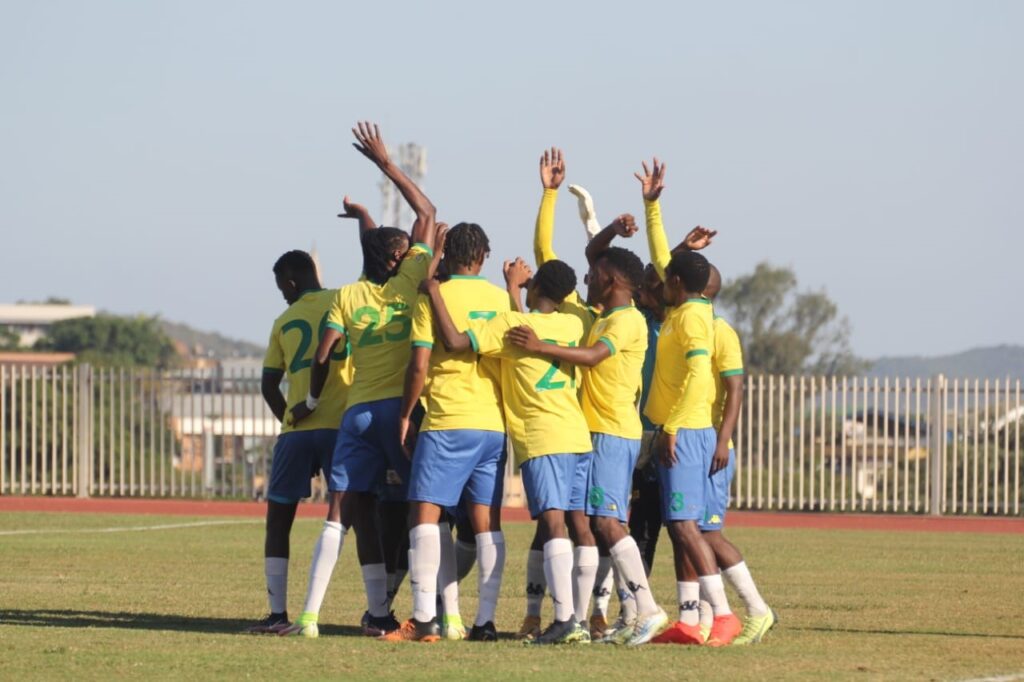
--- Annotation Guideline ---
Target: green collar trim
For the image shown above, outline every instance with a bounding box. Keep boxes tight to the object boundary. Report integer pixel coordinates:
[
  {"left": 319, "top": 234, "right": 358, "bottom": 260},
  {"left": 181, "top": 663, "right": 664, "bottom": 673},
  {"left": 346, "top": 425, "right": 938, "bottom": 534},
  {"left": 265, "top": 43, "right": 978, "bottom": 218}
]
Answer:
[
  {"left": 448, "top": 274, "right": 486, "bottom": 280},
  {"left": 685, "top": 297, "right": 711, "bottom": 305}
]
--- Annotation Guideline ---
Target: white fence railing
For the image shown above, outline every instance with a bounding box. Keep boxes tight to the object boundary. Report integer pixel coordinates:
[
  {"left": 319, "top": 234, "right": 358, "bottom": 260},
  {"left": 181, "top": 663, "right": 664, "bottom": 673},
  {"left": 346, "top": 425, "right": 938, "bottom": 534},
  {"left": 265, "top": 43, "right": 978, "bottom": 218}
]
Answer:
[{"left": 1, "top": 364, "right": 1021, "bottom": 516}]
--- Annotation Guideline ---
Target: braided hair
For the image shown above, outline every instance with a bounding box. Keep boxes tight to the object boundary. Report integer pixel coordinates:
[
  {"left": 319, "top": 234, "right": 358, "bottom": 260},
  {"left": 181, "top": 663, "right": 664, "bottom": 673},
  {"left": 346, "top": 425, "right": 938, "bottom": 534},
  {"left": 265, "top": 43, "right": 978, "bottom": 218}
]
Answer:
[
  {"left": 444, "top": 222, "right": 490, "bottom": 269},
  {"left": 361, "top": 227, "right": 410, "bottom": 285}
]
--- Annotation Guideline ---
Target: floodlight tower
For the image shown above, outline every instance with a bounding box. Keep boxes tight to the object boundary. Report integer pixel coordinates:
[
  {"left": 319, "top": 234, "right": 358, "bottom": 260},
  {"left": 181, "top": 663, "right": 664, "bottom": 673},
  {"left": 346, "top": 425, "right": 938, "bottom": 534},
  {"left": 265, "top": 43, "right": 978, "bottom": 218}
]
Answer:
[{"left": 379, "top": 143, "right": 427, "bottom": 228}]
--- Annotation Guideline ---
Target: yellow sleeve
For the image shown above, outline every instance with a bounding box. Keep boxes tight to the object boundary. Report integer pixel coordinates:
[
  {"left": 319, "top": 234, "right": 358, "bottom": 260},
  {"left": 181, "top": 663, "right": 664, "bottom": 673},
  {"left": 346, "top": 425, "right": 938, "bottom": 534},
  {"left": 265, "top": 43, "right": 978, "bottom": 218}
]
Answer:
[
  {"left": 326, "top": 289, "right": 346, "bottom": 335},
  {"left": 534, "top": 189, "right": 558, "bottom": 265},
  {"left": 716, "top": 321, "right": 744, "bottom": 377},
  {"left": 467, "top": 313, "right": 515, "bottom": 359},
  {"left": 392, "top": 243, "right": 434, "bottom": 293},
  {"left": 597, "top": 311, "right": 646, "bottom": 357},
  {"left": 663, "top": 313, "right": 714, "bottom": 435},
  {"left": 262, "top": 321, "right": 285, "bottom": 372},
  {"left": 645, "top": 199, "right": 671, "bottom": 282},
  {"left": 410, "top": 294, "right": 434, "bottom": 349}
]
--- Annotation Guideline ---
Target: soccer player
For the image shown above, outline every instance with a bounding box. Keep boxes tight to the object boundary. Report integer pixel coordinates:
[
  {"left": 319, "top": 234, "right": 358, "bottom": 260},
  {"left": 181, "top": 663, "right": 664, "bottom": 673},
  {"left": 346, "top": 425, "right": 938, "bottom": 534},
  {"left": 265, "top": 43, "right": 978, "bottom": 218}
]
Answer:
[
  {"left": 280, "top": 122, "right": 439, "bottom": 639},
  {"left": 380, "top": 222, "right": 510, "bottom": 643},
  {"left": 248, "top": 250, "right": 351, "bottom": 634},
  {"left": 507, "top": 221, "right": 672, "bottom": 646},
  {"left": 422, "top": 259, "right": 593, "bottom": 645}
]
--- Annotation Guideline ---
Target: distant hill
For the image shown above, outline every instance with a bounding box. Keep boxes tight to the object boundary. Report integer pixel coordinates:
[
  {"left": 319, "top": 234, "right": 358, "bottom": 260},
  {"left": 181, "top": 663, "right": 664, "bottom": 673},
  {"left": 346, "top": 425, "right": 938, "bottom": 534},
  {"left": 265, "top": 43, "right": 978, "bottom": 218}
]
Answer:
[
  {"left": 869, "top": 345, "right": 1024, "bottom": 381},
  {"left": 159, "top": 319, "right": 262, "bottom": 359}
]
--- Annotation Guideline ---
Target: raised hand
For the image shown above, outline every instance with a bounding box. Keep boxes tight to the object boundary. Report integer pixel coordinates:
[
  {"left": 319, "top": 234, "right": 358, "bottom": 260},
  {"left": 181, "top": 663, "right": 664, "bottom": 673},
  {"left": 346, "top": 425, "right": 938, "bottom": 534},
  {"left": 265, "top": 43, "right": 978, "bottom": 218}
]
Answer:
[
  {"left": 609, "top": 213, "right": 638, "bottom": 238},
  {"left": 503, "top": 257, "right": 533, "bottom": 290},
  {"left": 506, "top": 325, "right": 544, "bottom": 353},
  {"left": 682, "top": 225, "right": 717, "bottom": 251},
  {"left": 338, "top": 195, "right": 369, "bottom": 220},
  {"left": 635, "top": 157, "right": 667, "bottom": 201},
  {"left": 352, "top": 121, "right": 391, "bottom": 167},
  {"left": 427, "top": 223, "right": 449, "bottom": 279},
  {"left": 539, "top": 147, "right": 566, "bottom": 190}
]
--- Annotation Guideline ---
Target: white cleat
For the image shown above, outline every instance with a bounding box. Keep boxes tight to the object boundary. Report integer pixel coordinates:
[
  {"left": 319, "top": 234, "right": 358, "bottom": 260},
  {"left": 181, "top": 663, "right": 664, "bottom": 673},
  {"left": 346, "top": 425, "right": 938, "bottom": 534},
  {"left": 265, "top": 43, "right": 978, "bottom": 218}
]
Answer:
[{"left": 627, "top": 609, "right": 670, "bottom": 647}]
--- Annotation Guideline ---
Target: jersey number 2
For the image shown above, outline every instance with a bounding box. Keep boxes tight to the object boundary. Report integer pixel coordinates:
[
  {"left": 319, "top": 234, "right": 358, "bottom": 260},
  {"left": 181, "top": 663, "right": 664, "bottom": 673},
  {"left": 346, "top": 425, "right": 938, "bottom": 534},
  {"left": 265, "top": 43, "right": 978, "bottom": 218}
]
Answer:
[{"left": 535, "top": 340, "right": 576, "bottom": 392}]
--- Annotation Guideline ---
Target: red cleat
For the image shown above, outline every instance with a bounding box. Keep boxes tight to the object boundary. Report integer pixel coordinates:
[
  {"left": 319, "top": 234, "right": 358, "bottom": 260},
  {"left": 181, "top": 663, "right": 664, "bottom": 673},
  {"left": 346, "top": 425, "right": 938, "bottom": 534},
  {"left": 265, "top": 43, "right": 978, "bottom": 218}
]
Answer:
[
  {"left": 651, "top": 620, "right": 704, "bottom": 645},
  {"left": 705, "top": 614, "right": 742, "bottom": 647}
]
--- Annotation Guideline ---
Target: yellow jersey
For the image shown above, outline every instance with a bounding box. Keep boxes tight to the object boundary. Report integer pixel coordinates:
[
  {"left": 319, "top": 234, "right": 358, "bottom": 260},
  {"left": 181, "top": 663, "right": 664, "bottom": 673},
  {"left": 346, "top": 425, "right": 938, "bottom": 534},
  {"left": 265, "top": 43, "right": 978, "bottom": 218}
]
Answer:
[
  {"left": 467, "top": 310, "right": 591, "bottom": 466},
  {"left": 263, "top": 289, "right": 352, "bottom": 432},
  {"left": 326, "top": 243, "right": 432, "bottom": 408},
  {"left": 712, "top": 315, "right": 744, "bottom": 447},
  {"left": 580, "top": 305, "right": 647, "bottom": 439},
  {"left": 643, "top": 298, "right": 716, "bottom": 434},
  {"left": 410, "top": 275, "right": 509, "bottom": 433}
]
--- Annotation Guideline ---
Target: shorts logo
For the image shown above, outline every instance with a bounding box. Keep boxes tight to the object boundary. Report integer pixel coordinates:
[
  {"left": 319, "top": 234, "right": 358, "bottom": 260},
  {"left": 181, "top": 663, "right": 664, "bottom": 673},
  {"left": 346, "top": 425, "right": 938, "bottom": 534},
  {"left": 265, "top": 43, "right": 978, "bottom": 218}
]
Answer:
[
  {"left": 385, "top": 469, "right": 403, "bottom": 485},
  {"left": 588, "top": 486, "right": 605, "bottom": 508},
  {"left": 707, "top": 514, "right": 722, "bottom": 525},
  {"left": 670, "top": 492, "right": 685, "bottom": 512}
]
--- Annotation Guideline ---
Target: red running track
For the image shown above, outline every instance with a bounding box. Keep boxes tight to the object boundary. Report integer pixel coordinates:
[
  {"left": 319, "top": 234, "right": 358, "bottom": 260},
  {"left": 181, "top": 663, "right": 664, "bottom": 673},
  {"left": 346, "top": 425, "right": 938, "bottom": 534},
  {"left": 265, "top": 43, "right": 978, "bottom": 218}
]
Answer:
[{"left": 1, "top": 496, "right": 1021, "bottom": 534}]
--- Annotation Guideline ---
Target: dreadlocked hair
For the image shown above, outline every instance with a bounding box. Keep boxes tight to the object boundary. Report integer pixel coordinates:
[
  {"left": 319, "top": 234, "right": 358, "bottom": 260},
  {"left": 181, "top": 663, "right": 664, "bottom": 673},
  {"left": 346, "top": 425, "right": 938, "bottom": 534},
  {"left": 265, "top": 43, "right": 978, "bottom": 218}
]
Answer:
[
  {"left": 273, "top": 250, "right": 316, "bottom": 278},
  {"left": 445, "top": 222, "right": 490, "bottom": 269},
  {"left": 596, "top": 247, "right": 645, "bottom": 294},
  {"left": 361, "top": 227, "right": 410, "bottom": 285},
  {"left": 666, "top": 250, "right": 711, "bottom": 293},
  {"left": 533, "top": 260, "right": 577, "bottom": 304}
]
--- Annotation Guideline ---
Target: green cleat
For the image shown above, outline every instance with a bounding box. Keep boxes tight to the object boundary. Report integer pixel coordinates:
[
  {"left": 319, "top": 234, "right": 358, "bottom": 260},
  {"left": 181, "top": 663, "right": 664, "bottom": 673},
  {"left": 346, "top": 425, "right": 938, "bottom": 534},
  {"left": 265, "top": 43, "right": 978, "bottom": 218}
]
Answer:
[
  {"left": 731, "top": 609, "right": 778, "bottom": 645},
  {"left": 598, "top": 616, "right": 636, "bottom": 645},
  {"left": 278, "top": 612, "right": 319, "bottom": 639},
  {"left": 443, "top": 614, "right": 467, "bottom": 641}
]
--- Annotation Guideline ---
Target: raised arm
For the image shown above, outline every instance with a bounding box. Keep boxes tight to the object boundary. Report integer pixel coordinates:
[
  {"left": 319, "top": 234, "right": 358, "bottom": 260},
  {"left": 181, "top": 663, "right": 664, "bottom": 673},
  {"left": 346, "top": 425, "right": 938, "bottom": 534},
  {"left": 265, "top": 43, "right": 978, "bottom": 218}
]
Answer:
[
  {"left": 635, "top": 158, "right": 671, "bottom": 282},
  {"left": 584, "top": 214, "right": 638, "bottom": 265},
  {"left": 338, "top": 195, "right": 377, "bottom": 234},
  {"left": 503, "top": 257, "right": 533, "bottom": 313},
  {"left": 419, "top": 279, "right": 472, "bottom": 352},
  {"left": 534, "top": 147, "right": 564, "bottom": 265},
  {"left": 506, "top": 325, "right": 611, "bottom": 367},
  {"left": 352, "top": 121, "right": 436, "bottom": 248},
  {"left": 289, "top": 327, "right": 345, "bottom": 426},
  {"left": 711, "top": 374, "right": 743, "bottom": 474}
]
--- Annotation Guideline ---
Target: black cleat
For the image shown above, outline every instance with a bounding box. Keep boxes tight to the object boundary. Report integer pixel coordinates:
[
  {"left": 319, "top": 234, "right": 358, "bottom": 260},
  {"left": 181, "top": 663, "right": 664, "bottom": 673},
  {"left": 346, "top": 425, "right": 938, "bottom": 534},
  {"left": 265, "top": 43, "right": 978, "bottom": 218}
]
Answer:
[
  {"left": 467, "top": 621, "right": 498, "bottom": 642},
  {"left": 246, "top": 612, "right": 289, "bottom": 634},
  {"left": 531, "top": 617, "right": 586, "bottom": 645}
]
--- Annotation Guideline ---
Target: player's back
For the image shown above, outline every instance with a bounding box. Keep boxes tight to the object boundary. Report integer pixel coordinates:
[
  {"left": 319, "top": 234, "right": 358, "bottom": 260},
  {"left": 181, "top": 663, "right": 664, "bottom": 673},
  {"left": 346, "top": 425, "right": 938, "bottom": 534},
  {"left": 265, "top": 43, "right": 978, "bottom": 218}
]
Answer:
[
  {"left": 265, "top": 289, "right": 351, "bottom": 432},
  {"left": 712, "top": 315, "right": 744, "bottom": 435},
  {"left": 412, "top": 275, "right": 508, "bottom": 432},
  {"left": 467, "top": 310, "right": 592, "bottom": 465},
  {"left": 559, "top": 290, "right": 597, "bottom": 340},
  {"left": 327, "top": 243, "right": 432, "bottom": 409},
  {"left": 580, "top": 305, "right": 648, "bottom": 439}
]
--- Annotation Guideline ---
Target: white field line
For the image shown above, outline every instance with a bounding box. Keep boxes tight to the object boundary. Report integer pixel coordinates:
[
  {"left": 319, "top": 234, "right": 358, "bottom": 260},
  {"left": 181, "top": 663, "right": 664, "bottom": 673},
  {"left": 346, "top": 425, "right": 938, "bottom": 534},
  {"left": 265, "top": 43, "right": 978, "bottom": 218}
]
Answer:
[
  {"left": 955, "top": 674, "right": 1024, "bottom": 682},
  {"left": 0, "top": 519, "right": 259, "bottom": 537}
]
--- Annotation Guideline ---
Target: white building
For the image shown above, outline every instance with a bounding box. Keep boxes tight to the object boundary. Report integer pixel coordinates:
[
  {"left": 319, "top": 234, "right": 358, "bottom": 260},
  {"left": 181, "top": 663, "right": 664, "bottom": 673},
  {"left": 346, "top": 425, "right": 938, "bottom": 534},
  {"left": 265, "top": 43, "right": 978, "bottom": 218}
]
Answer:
[{"left": 0, "top": 303, "right": 96, "bottom": 347}]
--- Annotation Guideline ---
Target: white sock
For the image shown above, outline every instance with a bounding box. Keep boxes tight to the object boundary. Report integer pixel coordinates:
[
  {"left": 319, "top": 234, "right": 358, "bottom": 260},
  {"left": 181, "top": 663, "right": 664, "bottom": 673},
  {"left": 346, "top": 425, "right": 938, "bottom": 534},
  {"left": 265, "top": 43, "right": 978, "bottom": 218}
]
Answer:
[
  {"left": 609, "top": 536, "right": 659, "bottom": 617},
  {"left": 698, "top": 598, "right": 714, "bottom": 631},
  {"left": 614, "top": 564, "right": 638, "bottom": 623},
  {"left": 592, "top": 555, "right": 613, "bottom": 617},
  {"left": 456, "top": 539, "right": 477, "bottom": 582},
  {"left": 265, "top": 556, "right": 288, "bottom": 615},
  {"left": 698, "top": 573, "right": 732, "bottom": 617},
  {"left": 723, "top": 561, "right": 769, "bottom": 617},
  {"left": 677, "top": 581, "right": 700, "bottom": 626},
  {"left": 438, "top": 522, "right": 460, "bottom": 619},
  {"left": 543, "top": 538, "right": 575, "bottom": 622},
  {"left": 386, "top": 568, "right": 407, "bottom": 609},
  {"left": 362, "top": 562, "right": 390, "bottom": 618},
  {"left": 409, "top": 524, "right": 441, "bottom": 622},
  {"left": 525, "top": 549, "right": 546, "bottom": 617},
  {"left": 475, "top": 531, "right": 505, "bottom": 626},
  {"left": 572, "top": 545, "right": 600, "bottom": 622},
  {"left": 301, "top": 521, "right": 345, "bottom": 616}
]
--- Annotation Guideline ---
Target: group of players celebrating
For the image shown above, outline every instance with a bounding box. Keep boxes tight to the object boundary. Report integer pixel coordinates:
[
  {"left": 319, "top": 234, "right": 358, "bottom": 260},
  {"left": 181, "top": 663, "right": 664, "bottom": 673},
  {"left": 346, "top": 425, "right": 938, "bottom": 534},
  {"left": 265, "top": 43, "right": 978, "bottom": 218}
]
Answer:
[{"left": 252, "top": 122, "right": 777, "bottom": 648}]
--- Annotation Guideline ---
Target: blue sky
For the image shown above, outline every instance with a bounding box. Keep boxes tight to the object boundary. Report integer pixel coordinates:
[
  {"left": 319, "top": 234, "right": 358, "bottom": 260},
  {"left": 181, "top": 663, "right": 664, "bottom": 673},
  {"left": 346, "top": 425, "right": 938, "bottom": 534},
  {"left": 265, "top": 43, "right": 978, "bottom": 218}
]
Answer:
[{"left": 2, "top": 0, "right": 1021, "bottom": 358}]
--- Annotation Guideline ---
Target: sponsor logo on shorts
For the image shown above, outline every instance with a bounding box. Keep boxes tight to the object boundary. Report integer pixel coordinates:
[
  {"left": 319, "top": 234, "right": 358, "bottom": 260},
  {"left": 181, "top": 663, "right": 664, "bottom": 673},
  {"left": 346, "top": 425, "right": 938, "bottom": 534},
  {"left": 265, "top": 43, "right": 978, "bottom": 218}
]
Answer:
[
  {"left": 670, "top": 492, "right": 685, "bottom": 512},
  {"left": 588, "top": 486, "right": 605, "bottom": 508},
  {"left": 707, "top": 514, "right": 722, "bottom": 525},
  {"left": 385, "top": 469, "right": 403, "bottom": 485}
]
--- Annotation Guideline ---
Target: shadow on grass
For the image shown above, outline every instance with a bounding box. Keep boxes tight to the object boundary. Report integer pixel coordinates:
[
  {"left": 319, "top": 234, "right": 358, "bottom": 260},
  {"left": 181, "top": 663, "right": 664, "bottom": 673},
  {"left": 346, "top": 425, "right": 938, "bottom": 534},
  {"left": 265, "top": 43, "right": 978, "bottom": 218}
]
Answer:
[
  {"left": 0, "top": 609, "right": 364, "bottom": 637},
  {"left": 792, "top": 625, "right": 1024, "bottom": 640}
]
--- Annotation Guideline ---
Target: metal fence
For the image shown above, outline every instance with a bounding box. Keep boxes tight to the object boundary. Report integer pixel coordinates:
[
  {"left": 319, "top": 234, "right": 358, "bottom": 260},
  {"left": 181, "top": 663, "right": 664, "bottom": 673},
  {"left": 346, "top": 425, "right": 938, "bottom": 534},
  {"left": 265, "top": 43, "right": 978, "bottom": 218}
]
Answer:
[{"left": 1, "top": 364, "right": 1021, "bottom": 516}]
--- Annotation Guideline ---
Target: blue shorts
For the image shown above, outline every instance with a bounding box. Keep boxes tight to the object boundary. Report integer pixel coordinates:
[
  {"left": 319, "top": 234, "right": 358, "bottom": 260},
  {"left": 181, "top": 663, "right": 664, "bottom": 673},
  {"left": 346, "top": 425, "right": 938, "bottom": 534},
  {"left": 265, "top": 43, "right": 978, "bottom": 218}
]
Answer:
[
  {"left": 521, "top": 452, "right": 592, "bottom": 520},
  {"left": 699, "top": 448, "right": 735, "bottom": 531},
  {"left": 268, "top": 429, "right": 337, "bottom": 504},
  {"left": 586, "top": 434, "right": 641, "bottom": 522},
  {"left": 657, "top": 427, "right": 717, "bottom": 522},
  {"left": 408, "top": 429, "right": 507, "bottom": 508},
  {"left": 329, "top": 398, "right": 410, "bottom": 497}
]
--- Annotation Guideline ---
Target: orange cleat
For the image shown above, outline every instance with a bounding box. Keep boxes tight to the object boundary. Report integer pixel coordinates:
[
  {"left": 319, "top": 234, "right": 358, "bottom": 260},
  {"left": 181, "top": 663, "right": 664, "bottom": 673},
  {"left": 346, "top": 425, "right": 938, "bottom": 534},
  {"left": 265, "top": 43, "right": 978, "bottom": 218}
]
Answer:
[
  {"left": 705, "top": 614, "right": 742, "bottom": 647},
  {"left": 651, "top": 620, "right": 704, "bottom": 645},
  {"left": 378, "top": 618, "right": 441, "bottom": 643}
]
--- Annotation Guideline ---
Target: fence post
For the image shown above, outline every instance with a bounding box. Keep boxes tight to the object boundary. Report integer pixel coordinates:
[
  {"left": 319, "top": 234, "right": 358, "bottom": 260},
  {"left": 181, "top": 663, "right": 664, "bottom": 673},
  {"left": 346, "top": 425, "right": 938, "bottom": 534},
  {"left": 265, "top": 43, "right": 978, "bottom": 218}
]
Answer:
[
  {"left": 76, "top": 363, "right": 92, "bottom": 498},
  {"left": 929, "top": 374, "right": 945, "bottom": 515}
]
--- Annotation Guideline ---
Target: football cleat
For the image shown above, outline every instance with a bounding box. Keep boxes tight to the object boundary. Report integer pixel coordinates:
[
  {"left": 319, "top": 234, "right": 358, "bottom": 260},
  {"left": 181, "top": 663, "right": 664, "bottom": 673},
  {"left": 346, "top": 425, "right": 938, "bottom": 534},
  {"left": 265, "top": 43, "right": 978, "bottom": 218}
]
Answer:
[
  {"left": 705, "top": 613, "right": 743, "bottom": 647},
  {"left": 731, "top": 609, "right": 778, "bottom": 645},
  {"left": 379, "top": 618, "right": 441, "bottom": 643},
  {"left": 588, "top": 613, "right": 609, "bottom": 640},
  {"left": 443, "top": 614, "right": 467, "bottom": 641},
  {"left": 363, "top": 611, "right": 401, "bottom": 637},
  {"left": 277, "top": 619, "right": 318, "bottom": 639},
  {"left": 530, "top": 617, "right": 588, "bottom": 645},
  {"left": 598, "top": 616, "right": 636, "bottom": 645},
  {"left": 515, "top": 614, "right": 542, "bottom": 641},
  {"left": 467, "top": 621, "right": 498, "bottom": 642},
  {"left": 246, "top": 612, "right": 289, "bottom": 634},
  {"left": 627, "top": 609, "right": 670, "bottom": 647},
  {"left": 651, "top": 620, "right": 704, "bottom": 645}
]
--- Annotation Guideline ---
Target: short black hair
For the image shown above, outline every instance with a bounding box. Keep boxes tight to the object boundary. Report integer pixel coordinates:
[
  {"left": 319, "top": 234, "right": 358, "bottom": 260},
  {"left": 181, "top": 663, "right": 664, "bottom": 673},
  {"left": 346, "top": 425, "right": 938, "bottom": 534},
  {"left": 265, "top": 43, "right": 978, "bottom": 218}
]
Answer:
[
  {"left": 533, "top": 260, "right": 577, "bottom": 304},
  {"left": 596, "top": 247, "right": 645, "bottom": 293},
  {"left": 445, "top": 223, "right": 490, "bottom": 269},
  {"left": 666, "top": 251, "right": 711, "bottom": 293},
  {"left": 361, "top": 227, "right": 410, "bottom": 285},
  {"left": 273, "top": 250, "right": 316, "bottom": 278}
]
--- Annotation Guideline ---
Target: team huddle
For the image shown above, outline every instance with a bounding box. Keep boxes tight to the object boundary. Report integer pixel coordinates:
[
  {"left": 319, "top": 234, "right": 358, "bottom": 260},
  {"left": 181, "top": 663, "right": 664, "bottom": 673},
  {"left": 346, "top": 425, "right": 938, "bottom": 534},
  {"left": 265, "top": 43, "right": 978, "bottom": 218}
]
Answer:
[{"left": 252, "top": 122, "right": 777, "bottom": 647}]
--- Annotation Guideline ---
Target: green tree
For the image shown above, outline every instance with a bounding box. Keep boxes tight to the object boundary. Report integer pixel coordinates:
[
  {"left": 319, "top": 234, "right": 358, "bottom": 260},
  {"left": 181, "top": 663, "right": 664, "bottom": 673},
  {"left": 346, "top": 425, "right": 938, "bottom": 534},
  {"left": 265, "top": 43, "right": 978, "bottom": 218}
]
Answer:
[
  {"left": 716, "top": 262, "right": 867, "bottom": 376},
  {"left": 35, "top": 314, "right": 179, "bottom": 368},
  {"left": 0, "top": 325, "right": 20, "bottom": 350}
]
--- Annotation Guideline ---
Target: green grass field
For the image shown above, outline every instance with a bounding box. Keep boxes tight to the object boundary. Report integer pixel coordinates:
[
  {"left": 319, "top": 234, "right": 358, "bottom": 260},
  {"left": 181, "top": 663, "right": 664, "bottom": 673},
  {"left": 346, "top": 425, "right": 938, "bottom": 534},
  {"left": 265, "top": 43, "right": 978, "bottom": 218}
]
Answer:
[{"left": 1, "top": 512, "right": 1022, "bottom": 681}]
